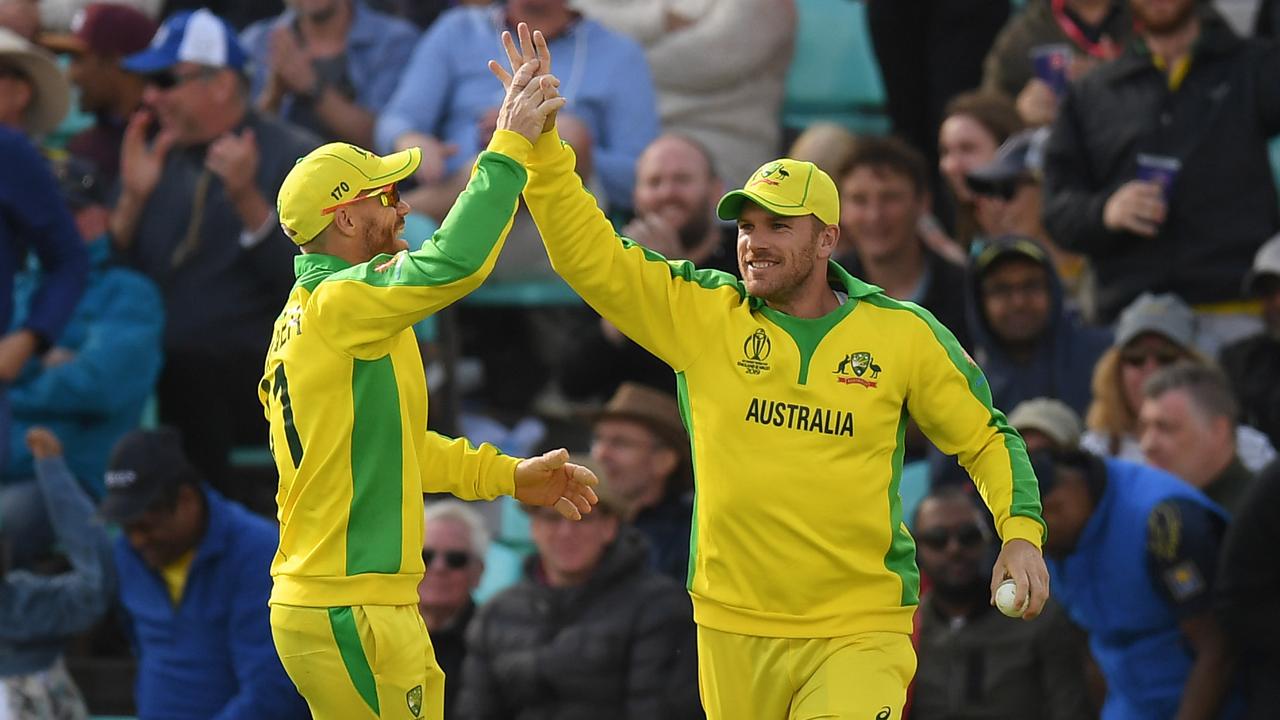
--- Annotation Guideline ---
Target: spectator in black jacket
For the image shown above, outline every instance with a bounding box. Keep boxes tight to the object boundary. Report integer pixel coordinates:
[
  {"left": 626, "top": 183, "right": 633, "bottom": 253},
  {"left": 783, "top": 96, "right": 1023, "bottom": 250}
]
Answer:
[
  {"left": 1042, "top": 0, "right": 1280, "bottom": 350},
  {"left": 1216, "top": 460, "right": 1280, "bottom": 720},
  {"left": 458, "top": 488, "right": 701, "bottom": 720},
  {"left": 1220, "top": 234, "right": 1280, "bottom": 447}
]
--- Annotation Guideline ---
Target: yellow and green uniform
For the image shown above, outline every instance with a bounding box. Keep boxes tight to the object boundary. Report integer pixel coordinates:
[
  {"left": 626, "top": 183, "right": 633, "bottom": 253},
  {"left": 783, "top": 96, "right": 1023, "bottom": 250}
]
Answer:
[
  {"left": 523, "top": 129, "right": 1045, "bottom": 716},
  {"left": 261, "top": 130, "right": 532, "bottom": 719}
]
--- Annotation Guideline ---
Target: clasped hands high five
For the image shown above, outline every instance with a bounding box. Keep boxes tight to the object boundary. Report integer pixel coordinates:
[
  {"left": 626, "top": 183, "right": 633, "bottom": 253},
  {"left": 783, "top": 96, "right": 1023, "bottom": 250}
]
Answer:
[{"left": 488, "top": 23, "right": 564, "bottom": 143}]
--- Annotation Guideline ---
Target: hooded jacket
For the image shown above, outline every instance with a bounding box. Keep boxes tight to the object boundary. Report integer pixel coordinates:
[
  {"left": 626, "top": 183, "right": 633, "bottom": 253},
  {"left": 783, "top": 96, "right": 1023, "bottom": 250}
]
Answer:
[{"left": 965, "top": 238, "right": 1112, "bottom": 418}]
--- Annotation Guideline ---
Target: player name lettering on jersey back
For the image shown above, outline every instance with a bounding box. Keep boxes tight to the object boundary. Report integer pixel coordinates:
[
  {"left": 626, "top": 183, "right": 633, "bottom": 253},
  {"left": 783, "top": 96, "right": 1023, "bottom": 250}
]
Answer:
[{"left": 744, "top": 397, "right": 855, "bottom": 438}]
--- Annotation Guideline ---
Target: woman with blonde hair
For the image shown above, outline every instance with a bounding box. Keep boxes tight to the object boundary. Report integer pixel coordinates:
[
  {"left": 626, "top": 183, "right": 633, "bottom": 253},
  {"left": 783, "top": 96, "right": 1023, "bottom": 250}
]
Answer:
[{"left": 1081, "top": 293, "right": 1276, "bottom": 470}]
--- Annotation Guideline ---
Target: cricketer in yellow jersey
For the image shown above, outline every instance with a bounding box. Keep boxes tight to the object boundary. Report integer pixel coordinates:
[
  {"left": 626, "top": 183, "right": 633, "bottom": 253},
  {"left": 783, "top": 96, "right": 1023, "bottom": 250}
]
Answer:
[
  {"left": 492, "top": 25, "right": 1052, "bottom": 719},
  {"left": 262, "top": 58, "right": 598, "bottom": 720}
]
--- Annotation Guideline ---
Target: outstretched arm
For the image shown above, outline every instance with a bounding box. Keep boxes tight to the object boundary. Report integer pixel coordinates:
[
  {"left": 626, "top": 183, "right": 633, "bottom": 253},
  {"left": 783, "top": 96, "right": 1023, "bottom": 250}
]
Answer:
[
  {"left": 312, "top": 59, "right": 566, "bottom": 358},
  {"left": 495, "top": 25, "right": 736, "bottom": 373}
]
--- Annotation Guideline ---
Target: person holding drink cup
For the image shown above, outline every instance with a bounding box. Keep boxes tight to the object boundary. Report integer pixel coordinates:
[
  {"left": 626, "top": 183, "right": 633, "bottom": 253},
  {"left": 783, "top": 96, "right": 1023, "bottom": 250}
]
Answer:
[{"left": 1043, "top": 0, "right": 1280, "bottom": 351}]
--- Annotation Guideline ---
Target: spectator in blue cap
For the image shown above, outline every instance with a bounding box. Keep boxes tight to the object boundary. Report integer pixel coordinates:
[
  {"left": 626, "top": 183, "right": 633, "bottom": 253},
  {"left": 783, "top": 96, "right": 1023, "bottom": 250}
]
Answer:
[{"left": 106, "top": 8, "right": 320, "bottom": 494}]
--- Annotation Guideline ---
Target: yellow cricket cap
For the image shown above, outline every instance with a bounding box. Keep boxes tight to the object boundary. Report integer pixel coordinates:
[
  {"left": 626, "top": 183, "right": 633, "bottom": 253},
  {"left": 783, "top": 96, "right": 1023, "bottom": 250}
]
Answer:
[
  {"left": 716, "top": 158, "right": 840, "bottom": 227},
  {"left": 277, "top": 142, "right": 422, "bottom": 245}
]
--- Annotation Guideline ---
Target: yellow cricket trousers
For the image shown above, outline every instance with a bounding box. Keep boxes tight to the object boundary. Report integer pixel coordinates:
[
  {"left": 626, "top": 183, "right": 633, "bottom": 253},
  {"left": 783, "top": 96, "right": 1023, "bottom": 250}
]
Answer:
[
  {"left": 271, "top": 603, "right": 445, "bottom": 720},
  {"left": 697, "top": 625, "right": 916, "bottom": 720}
]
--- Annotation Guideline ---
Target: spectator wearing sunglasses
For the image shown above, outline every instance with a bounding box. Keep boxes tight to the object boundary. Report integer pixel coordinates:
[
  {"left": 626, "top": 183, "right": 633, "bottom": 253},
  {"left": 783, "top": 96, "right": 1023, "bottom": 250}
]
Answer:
[
  {"left": 108, "top": 9, "right": 321, "bottom": 494},
  {"left": 965, "top": 128, "right": 1087, "bottom": 305},
  {"left": 1082, "top": 292, "right": 1277, "bottom": 472},
  {"left": 911, "top": 485, "right": 1091, "bottom": 720},
  {"left": 1139, "top": 363, "right": 1255, "bottom": 517},
  {"left": 418, "top": 500, "right": 488, "bottom": 720}
]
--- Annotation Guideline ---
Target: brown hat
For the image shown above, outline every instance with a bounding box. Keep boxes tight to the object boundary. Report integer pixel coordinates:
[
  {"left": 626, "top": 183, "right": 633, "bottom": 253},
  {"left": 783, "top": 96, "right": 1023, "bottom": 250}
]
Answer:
[{"left": 594, "top": 383, "right": 688, "bottom": 455}]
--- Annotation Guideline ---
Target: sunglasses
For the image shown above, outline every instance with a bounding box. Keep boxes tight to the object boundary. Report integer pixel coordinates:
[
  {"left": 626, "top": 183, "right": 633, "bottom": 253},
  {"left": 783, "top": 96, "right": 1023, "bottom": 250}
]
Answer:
[
  {"left": 422, "top": 549, "right": 470, "bottom": 570},
  {"left": 321, "top": 183, "right": 400, "bottom": 215},
  {"left": 147, "top": 67, "right": 214, "bottom": 90},
  {"left": 1120, "top": 350, "right": 1182, "bottom": 368},
  {"left": 916, "top": 524, "right": 987, "bottom": 551}
]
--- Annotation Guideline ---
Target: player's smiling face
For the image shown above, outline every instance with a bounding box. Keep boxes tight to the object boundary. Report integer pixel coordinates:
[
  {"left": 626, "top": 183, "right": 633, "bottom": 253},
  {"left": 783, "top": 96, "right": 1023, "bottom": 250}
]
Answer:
[
  {"left": 736, "top": 204, "right": 829, "bottom": 304},
  {"left": 352, "top": 189, "right": 409, "bottom": 259}
]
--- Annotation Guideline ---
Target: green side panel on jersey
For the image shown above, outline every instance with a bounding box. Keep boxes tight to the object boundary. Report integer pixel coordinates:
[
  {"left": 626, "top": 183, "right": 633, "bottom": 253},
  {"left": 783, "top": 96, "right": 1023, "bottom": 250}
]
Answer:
[
  {"left": 347, "top": 356, "right": 404, "bottom": 575},
  {"left": 884, "top": 409, "right": 920, "bottom": 606}
]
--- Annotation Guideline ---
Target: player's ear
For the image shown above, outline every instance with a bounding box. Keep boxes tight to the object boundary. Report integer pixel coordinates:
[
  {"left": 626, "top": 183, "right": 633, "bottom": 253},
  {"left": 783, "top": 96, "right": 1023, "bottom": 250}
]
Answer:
[{"left": 331, "top": 206, "right": 360, "bottom": 236}]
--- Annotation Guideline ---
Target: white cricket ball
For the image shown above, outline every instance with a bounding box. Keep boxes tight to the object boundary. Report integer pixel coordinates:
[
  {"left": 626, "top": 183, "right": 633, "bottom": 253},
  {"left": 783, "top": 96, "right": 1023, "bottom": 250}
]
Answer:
[{"left": 995, "top": 579, "right": 1026, "bottom": 617}]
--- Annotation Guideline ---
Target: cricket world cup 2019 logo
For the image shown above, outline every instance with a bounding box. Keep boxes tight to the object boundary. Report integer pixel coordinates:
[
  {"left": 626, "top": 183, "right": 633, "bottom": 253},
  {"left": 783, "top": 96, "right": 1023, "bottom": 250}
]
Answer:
[
  {"left": 738, "top": 328, "right": 772, "bottom": 375},
  {"left": 749, "top": 161, "right": 790, "bottom": 188},
  {"left": 834, "top": 351, "right": 881, "bottom": 388}
]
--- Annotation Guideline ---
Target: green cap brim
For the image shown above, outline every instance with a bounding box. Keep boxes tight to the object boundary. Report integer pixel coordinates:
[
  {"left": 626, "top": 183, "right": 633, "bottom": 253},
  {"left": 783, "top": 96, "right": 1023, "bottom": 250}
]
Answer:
[{"left": 716, "top": 189, "right": 813, "bottom": 222}]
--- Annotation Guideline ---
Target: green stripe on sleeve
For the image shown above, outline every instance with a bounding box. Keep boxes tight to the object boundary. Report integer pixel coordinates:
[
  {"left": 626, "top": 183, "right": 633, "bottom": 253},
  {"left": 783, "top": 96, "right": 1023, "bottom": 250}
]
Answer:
[
  {"left": 347, "top": 356, "right": 404, "bottom": 575},
  {"left": 327, "top": 606, "right": 381, "bottom": 716},
  {"left": 623, "top": 239, "right": 748, "bottom": 297},
  {"left": 864, "top": 295, "right": 1045, "bottom": 537},
  {"left": 885, "top": 409, "right": 920, "bottom": 606},
  {"left": 675, "top": 371, "right": 699, "bottom": 590}
]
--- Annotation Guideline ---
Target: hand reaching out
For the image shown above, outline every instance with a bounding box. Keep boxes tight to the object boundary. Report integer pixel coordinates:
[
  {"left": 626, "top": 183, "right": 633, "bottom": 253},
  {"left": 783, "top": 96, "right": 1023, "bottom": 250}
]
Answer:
[{"left": 514, "top": 448, "right": 599, "bottom": 520}]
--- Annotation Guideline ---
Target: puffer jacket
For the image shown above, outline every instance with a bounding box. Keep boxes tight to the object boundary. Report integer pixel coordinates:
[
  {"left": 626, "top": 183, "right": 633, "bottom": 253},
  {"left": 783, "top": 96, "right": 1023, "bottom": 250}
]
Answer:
[{"left": 457, "top": 527, "right": 702, "bottom": 720}]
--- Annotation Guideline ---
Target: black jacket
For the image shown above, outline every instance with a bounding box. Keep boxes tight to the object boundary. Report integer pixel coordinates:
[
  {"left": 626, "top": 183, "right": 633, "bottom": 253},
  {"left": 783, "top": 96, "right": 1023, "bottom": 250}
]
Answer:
[
  {"left": 435, "top": 600, "right": 475, "bottom": 720},
  {"left": 1220, "top": 333, "right": 1280, "bottom": 448},
  {"left": 457, "top": 528, "right": 702, "bottom": 720},
  {"left": 1216, "top": 460, "right": 1280, "bottom": 720},
  {"left": 1043, "top": 16, "right": 1280, "bottom": 321}
]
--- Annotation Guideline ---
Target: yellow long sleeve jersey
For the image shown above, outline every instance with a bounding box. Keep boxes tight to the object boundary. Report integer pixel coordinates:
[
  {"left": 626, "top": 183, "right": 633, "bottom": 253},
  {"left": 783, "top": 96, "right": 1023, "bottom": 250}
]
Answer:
[
  {"left": 524, "top": 130, "right": 1046, "bottom": 638},
  {"left": 260, "top": 132, "right": 533, "bottom": 609}
]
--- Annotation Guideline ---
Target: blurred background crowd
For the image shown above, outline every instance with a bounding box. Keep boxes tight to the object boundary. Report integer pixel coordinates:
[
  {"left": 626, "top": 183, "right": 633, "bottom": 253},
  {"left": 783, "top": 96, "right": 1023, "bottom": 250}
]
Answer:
[{"left": 0, "top": 0, "right": 1278, "bottom": 717}]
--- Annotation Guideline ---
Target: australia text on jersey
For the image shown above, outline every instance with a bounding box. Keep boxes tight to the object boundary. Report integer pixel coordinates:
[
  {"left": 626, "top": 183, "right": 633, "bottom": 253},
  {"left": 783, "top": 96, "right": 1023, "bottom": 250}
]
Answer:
[{"left": 744, "top": 397, "right": 855, "bottom": 438}]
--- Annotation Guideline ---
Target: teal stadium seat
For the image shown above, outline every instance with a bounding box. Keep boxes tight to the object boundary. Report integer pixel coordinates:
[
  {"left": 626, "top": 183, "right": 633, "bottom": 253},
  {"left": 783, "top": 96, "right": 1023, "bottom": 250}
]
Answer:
[{"left": 783, "top": 0, "right": 891, "bottom": 135}]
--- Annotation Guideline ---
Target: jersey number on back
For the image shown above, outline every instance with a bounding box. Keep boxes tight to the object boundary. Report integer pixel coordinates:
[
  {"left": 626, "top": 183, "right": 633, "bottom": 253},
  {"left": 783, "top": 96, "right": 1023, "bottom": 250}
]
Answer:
[{"left": 267, "top": 363, "right": 305, "bottom": 469}]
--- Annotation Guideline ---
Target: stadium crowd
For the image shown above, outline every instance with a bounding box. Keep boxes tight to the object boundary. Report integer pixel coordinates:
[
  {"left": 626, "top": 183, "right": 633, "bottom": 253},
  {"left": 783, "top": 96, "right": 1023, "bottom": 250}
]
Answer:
[{"left": 0, "top": 0, "right": 1277, "bottom": 717}]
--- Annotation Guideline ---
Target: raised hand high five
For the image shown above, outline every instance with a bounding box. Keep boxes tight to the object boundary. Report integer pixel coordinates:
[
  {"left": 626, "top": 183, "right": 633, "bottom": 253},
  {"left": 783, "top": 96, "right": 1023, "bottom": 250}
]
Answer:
[{"left": 488, "top": 23, "right": 561, "bottom": 134}]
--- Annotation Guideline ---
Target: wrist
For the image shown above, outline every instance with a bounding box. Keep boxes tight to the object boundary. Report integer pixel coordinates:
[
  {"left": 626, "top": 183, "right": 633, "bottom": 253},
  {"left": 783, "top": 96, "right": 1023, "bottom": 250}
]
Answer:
[{"left": 299, "top": 75, "right": 325, "bottom": 102}]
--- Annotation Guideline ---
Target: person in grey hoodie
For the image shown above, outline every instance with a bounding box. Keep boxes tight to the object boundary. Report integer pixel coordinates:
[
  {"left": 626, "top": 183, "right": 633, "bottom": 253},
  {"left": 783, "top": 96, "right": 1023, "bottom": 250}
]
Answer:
[{"left": 0, "top": 428, "right": 114, "bottom": 719}]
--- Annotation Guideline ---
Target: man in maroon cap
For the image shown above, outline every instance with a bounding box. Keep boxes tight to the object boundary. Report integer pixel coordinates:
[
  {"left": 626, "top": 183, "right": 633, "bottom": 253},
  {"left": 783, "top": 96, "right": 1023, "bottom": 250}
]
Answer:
[{"left": 42, "top": 3, "right": 156, "bottom": 186}]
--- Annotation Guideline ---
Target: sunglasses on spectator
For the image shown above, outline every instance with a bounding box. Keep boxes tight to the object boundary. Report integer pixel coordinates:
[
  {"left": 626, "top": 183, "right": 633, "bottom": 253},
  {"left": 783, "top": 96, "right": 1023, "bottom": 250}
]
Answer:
[
  {"left": 321, "top": 184, "right": 400, "bottom": 215},
  {"left": 916, "top": 524, "right": 987, "bottom": 551},
  {"left": 422, "top": 549, "right": 470, "bottom": 570},
  {"left": 146, "top": 67, "right": 215, "bottom": 90},
  {"left": 1120, "top": 350, "right": 1182, "bottom": 368}
]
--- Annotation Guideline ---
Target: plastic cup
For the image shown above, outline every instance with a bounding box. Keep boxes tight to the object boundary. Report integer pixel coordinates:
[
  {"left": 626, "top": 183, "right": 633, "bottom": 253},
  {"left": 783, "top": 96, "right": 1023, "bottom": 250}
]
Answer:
[
  {"left": 1030, "top": 44, "right": 1073, "bottom": 96},
  {"left": 1135, "top": 154, "right": 1181, "bottom": 201}
]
